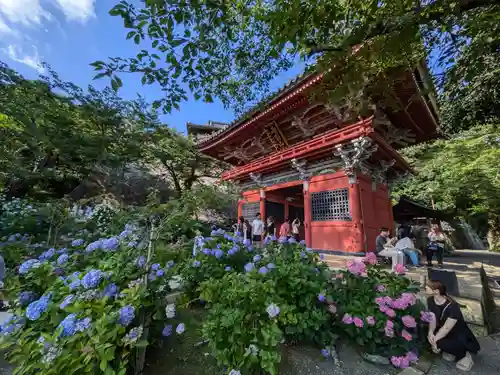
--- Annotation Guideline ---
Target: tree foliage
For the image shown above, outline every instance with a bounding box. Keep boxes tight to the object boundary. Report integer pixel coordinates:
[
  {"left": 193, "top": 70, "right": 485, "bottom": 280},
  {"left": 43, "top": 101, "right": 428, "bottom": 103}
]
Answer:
[
  {"left": 0, "top": 61, "right": 226, "bottom": 204},
  {"left": 392, "top": 124, "right": 500, "bottom": 247},
  {"left": 98, "top": 0, "right": 500, "bottom": 121}
]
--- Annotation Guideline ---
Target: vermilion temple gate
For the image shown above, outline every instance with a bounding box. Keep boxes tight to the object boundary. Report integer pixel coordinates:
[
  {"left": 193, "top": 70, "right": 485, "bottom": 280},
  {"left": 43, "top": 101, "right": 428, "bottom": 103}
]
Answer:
[{"left": 191, "top": 64, "right": 439, "bottom": 254}]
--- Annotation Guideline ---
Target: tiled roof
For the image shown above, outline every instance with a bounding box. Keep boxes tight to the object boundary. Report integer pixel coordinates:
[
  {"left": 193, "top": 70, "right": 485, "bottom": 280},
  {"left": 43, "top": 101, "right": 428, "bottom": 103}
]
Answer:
[{"left": 195, "top": 67, "right": 317, "bottom": 146}]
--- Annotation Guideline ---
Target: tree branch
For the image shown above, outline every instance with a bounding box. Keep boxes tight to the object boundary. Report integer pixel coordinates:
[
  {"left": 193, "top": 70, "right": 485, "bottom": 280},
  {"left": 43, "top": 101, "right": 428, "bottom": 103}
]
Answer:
[{"left": 308, "top": 0, "right": 500, "bottom": 56}]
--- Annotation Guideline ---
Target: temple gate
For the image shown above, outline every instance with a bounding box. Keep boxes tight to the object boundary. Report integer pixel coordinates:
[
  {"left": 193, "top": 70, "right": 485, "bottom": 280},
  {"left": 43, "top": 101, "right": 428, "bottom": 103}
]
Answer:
[{"left": 190, "top": 63, "right": 439, "bottom": 254}]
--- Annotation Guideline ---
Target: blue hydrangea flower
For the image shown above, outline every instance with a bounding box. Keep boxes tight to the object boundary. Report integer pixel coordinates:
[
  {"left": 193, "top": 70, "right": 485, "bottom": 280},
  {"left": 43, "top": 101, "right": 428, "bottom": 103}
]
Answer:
[
  {"left": 71, "top": 239, "right": 84, "bottom": 247},
  {"left": 39, "top": 248, "right": 55, "bottom": 261},
  {"left": 75, "top": 317, "right": 91, "bottom": 332},
  {"left": 258, "top": 267, "right": 268, "bottom": 274},
  {"left": 192, "top": 260, "right": 201, "bottom": 268},
  {"left": 151, "top": 264, "right": 160, "bottom": 271},
  {"left": 214, "top": 249, "right": 224, "bottom": 259},
  {"left": 319, "top": 254, "right": 324, "bottom": 260},
  {"left": 60, "top": 294, "right": 74, "bottom": 309},
  {"left": 136, "top": 256, "right": 146, "bottom": 268},
  {"left": 26, "top": 295, "right": 50, "bottom": 321},
  {"left": 103, "top": 284, "right": 118, "bottom": 298},
  {"left": 318, "top": 294, "right": 326, "bottom": 302},
  {"left": 202, "top": 248, "right": 211, "bottom": 255},
  {"left": 19, "top": 291, "right": 36, "bottom": 306},
  {"left": 85, "top": 240, "right": 102, "bottom": 253},
  {"left": 58, "top": 314, "right": 77, "bottom": 337},
  {"left": 119, "top": 305, "right": 135, "bottom": 326},
  {"left": 266, "top": 303, "right": 280, "bottom": 318},
  {"left": 300, "top": 252, "right": 306, "bottom": 259},
  {"left": 175, "top": 323, "right": 185, "bottom": 334},
  {"left": 243, "top": 239, "right": 251, "bottom": 246},
  {"left": 300, "top": 240, "right": 306, "bottom": 245},
  {"left": 57, "top": 253, "right": 69, "bottom": 266},
  {"left": 102, "top": 237, "right": 119, "bottom": 251},
  {"left": 148, "top": 273, "right": 157, "bottom": 282},
  {"left": 156, "top": 269, "right": 165, "bottom": 277},
  {"left": 253, "top": 255, "right": 262, "bottom": 262},
  {"left": 119, "top": 230, "right": 132, "bottom": 239},
  {"left": 162, "top": 325, "right": 173, "bottom": 337},
  {"left": 288, "top": 237, "right": 297, "bottom": 244},
  {"left": 244, "top": 263, "right": 255, "bottom": 273},
  {"left": 224, "top": 266, "right": 232, "bottom": 271},
  {"left": 128, "top": 241, "right": 138, "bottom": 248},
  {"left": 68, "top": 272, "right": 81, "bottom": 290},
  {"left": 81, "top": 269, "right": 103, "bottom": 289},
  {"left": 124, "top": 326, "right": 142, "bottom": 343},
  {"left": 278, "top": 236, "right": 288, "bottom": 244},
  {"left": 166, "top": 260, "right": 175, "bottom": 268},
  {"left": 321, "top": 348, "right": 330, "bottom": 358},
  {"left": 267, "top": 263, "right": 276, "bottom": 269}
]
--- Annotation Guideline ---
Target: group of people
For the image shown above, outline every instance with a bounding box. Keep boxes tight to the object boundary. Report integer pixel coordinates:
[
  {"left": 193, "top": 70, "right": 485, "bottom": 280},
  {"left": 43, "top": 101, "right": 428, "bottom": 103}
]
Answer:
[
  {"left": 235, "top": 213, "right": 302, "bottom": 245},
  {"left": 375, "top": 223, "right": 447, "bottom": 270}
]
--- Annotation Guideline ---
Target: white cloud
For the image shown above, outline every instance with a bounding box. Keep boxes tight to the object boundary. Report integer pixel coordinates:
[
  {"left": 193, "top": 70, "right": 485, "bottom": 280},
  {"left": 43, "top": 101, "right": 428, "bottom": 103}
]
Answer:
[
  {"left": 1, "top": 44, "right": 45, "bottom": 73},
  {"left": 54, "top": 0, "right": 96, "bottom": 23},
  {"left": 0, "top": 16, "right": 16, "bottom": 36},
  {"left": 0, "top": 0, "right": 51, "bottom": 26}
]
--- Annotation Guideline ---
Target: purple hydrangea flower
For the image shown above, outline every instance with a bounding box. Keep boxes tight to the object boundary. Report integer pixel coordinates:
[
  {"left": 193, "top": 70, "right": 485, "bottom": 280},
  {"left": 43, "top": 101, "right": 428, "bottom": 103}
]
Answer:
[
  {"left": 244, "top": 263, "right": 255, "bottom": 272},
  {"left": 60, "top": 294, "right": 74, "bottom": 309},
  {"left": 19, "top": 259, "right": 40, "bottom": 275},
  {"left": 103, "top": 284, "right": 118, "bottom": 298},
  {"left": 26, "top": 295, "right": 50, "bottom": 321},
  {"left": 278, "top": 236, "right": 288, "bottom": 244},
  {"left": 151, "top": 264, "right": 161, "bottom": 271},
  {"left": 192, "top": 260, "right": 201, "bottom": 268},
  {"left": 258, "top": 266, "right": 268, "bottom": 274},
  {"left": 81, "top": 270, "right": 103, "bottom": 289},
  {"left": 253, "top": 255, "right": 262, "bottom": 262},
  {"left": 321, "top": 348, "right": 330, "bottom": 358},
  {"left": 156, "top": 269, "right": 165, "bottom": 277},
  {"left": 225, "top": 266, "right": 232, "bottom": 271},
  {"left": 318, "top": 294, "right": 326, "bottom": 302},
  {"left": 267, "top": 263, "right": 276, "bottom": 269},
  {"left": 136, "top": 256, "right": 146, "bottom": 268},
  {"left": 58, "top": 314, "right": 77, "bottom": 337},
  {"left": 71, "top": 239, "right": 84, "bottom": 247},
  {"left": 85, "top": 240, "right": 102, "bottom": 253},
  {"left": 214, "top": 249, "right": 224, "bottom": 259},
  {"left": 119, "top": 305, "right": 135, "bottom": 326},
  {"left": 102, "top": 237, "right": 119, "bottom": 251},
  {"left": 162, "top": 325, "right": 173, "bottom": 337},
  {"left": 288, "top": 237, "right": 297, "bottom": 244},
  {"left": 57, "top": 253, "right": 69, "bottom": 266}
]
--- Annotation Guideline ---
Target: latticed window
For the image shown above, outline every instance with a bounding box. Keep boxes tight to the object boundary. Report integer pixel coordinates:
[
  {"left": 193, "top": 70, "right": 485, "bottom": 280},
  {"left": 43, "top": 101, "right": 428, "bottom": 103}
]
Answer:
[
  {"left": 311, "top": 188, "right": 351, "bottom": 221},
  {"left": 242, "top": 202, "right": 260, "bottom": 221}
]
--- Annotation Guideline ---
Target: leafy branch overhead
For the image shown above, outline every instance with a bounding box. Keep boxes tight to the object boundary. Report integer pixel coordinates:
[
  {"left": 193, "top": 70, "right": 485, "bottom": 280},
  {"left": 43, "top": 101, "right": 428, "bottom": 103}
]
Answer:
[{"left": 95, "top": 0, "right": 500, "bottom": 119}]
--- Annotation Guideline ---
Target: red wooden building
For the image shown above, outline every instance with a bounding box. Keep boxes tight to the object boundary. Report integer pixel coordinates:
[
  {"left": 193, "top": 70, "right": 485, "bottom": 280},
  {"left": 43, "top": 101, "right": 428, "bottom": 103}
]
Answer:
[{"left": 193, "top": 63, "right": 440, "bottom": 254}]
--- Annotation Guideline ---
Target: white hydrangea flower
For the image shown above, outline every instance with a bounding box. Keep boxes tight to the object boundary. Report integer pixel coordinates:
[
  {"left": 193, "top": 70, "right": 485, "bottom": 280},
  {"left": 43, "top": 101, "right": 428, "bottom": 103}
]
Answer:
[{"left": 165, "top": 303, "right": 176, "bottom": 319}]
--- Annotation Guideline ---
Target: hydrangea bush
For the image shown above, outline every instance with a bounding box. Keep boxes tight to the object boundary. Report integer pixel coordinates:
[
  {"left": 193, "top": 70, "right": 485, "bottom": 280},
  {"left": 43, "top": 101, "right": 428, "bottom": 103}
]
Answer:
[
  {"left": 190, "top": 232, "right": 334, "bottom": 375},
  {"left": 329, "top": 253, "right": 427, "bottom": 368},
  {"left": 0, "top": 221, "right": 185, "bottom": 375}
]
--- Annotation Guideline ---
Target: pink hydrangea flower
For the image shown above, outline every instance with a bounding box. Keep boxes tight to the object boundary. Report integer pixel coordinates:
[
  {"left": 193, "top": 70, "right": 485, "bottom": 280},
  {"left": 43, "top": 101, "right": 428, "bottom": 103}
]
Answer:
[
  {"left": 379, "top": 305, "right": 388, "bottom": 314},
  {"left": 385, "top": 320, "right": 394, "bottom": 329},
  {"left": 375, "top": 284, "right": 385, "bottom": 292},
  {"left": 401, "top": 292, "right": 417, "bottom": 305},
  {"left": 420, "top": 311, "right": 434, "bottom": 323},
  {"left": 391, "top": 298, "right": 409, "bottom": 310},
  {"left": 375, "top": 297, "right": 385, "bottom": 306},
  {"left": 405, "top": 351, "right": 419, "bottom": 363},
  {"left": 402, "top": 315, "right": 417, "bottom": 328},
  {"left": 347, "top": 260, "right": 367, "bottom": 277},
  {"left": 366, "top": 316, "right": 376, "bottom": 325},
  {"left": 353, "top": 317, "right": 364, "bottom": 328},
  {"left": 363, "top": 252, "right": 377, "bottom": 265},
  {"left": 401, "top": 330, "right": 413, "bottom": 341},
  {"left": 391, "top": 356, "right": 410, "bottom": 368},
  {"left": 384, "top": 327, "right": 394, "bottom": 337},
  {"left": 385, "top": 308, "right": 396, "bottom": 318},
  {"left": 342, "top": 314, "right": 353, "bottom": 324},
  {"left": 394, "top": 264, "right": 406, "bottom": 275}
]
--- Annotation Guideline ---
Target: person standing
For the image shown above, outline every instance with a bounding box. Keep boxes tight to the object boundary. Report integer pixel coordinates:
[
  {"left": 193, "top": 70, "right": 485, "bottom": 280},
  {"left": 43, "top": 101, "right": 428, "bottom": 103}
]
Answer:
[
  {"left": 375, "top": 227, "right": 404, "bottom": 270},
  {"left": 426, "top": 280, "right": 480, "bottom": 371},
  {"left": 427, "top": 224, "right": 446, "bottom": 268},
  {"left": 252, "top": 213, "right": 265, "bottom": 246},
  {"left": 279, "top": 217, "right": 291, "bottom": 238},
  {"left": 266, "top": 216, "right": 276, "bottom": 238},
  {"left": 292, "top": 217, "right": 301, "bottom": 241},
  {"left": 236, "top": 216, "right": 245, "bottom": 236}
]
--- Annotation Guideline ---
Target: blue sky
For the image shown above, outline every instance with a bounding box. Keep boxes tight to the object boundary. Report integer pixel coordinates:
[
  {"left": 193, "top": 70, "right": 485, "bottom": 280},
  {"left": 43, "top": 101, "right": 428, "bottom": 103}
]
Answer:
[{"left": 0, "top": 0, "right": 305, "bottom": 133}]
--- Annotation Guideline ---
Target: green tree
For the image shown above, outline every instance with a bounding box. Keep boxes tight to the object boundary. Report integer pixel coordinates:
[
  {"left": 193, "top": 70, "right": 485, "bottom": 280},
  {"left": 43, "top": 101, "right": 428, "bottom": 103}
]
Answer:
[
  {"left": 97, "top": 0, "right": 499, "bottom": 120},
  {"left": 392, "top": 124, "right": 500, "bottom": 250}
]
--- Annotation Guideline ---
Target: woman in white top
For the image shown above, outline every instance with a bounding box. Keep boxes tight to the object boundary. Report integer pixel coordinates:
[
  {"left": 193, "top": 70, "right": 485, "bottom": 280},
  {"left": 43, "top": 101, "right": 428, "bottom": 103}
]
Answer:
[
  {"left": 426, "top": 224, "right": 446, "bottom": 268},
  {"left": 292, "top": 218, "right": 301, "bottom": 241}
]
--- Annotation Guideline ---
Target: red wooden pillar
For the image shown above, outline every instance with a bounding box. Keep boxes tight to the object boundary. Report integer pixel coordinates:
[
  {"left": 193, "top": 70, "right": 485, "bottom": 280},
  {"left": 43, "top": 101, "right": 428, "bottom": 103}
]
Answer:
[
  {"left": 237, "top": 199, "right": 245, "bottom": 218},
  {"left": 349, "top": 181, "right": 365, "bottom": 253},
  {"left": 260, "top": 189, "right": 266, "bottom": 219},
  {"left": 303, "top": 180, "right": 312, "bottom": 248}
]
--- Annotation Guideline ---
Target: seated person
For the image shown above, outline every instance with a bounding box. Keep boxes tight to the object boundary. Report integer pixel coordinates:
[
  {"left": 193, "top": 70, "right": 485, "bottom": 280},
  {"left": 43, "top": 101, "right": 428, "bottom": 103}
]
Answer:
[
  {"left": 375, "top": 227, "right": 404, "bottom": 270},
  {"left": 394, "top": 237, "right": 421, "bottom": 267},
  {"left": 426, "top": 280, "right": 480, "bottom": 371}
]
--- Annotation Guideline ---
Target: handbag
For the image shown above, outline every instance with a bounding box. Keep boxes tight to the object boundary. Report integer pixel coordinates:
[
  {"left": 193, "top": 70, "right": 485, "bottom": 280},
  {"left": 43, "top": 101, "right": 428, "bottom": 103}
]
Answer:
[{"left": 428, "top": 241, "right": 440, "bottom": 251}]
